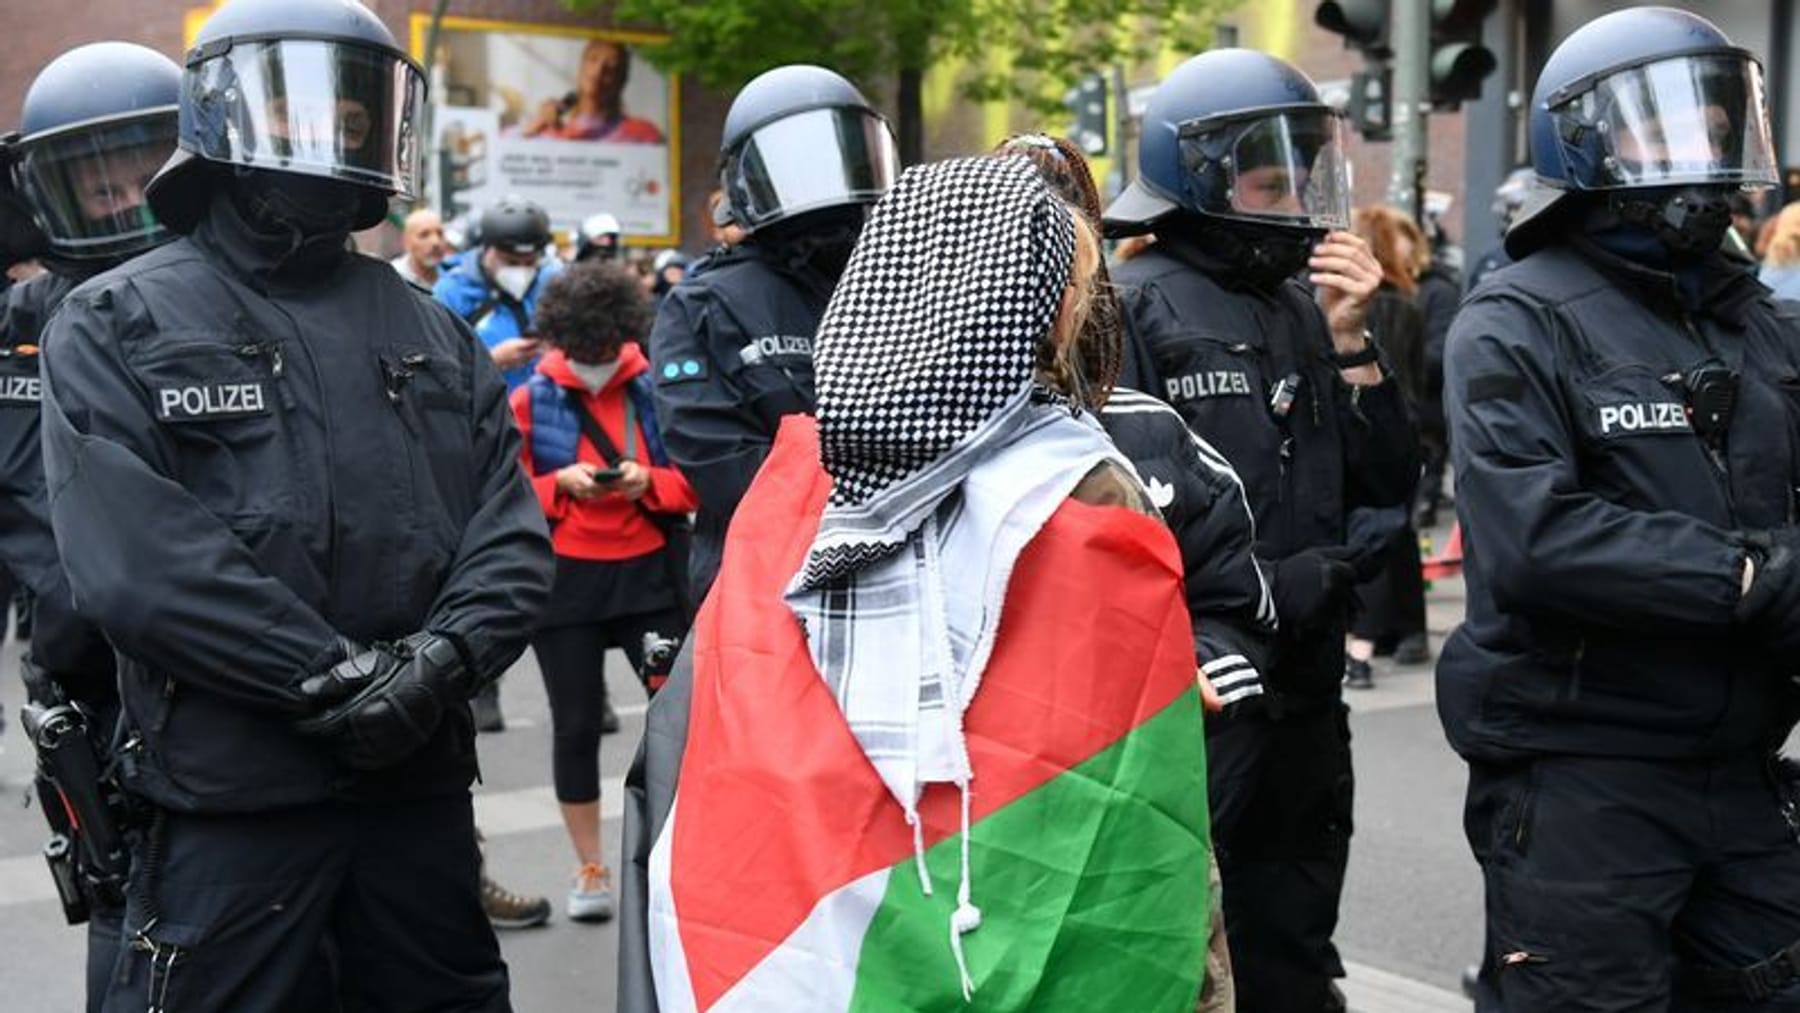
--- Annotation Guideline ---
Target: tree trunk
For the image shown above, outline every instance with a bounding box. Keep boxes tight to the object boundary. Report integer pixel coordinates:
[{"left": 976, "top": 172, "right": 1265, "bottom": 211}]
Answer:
[{"left": 897, "top": 65, "right": 925, "bottom": 165}]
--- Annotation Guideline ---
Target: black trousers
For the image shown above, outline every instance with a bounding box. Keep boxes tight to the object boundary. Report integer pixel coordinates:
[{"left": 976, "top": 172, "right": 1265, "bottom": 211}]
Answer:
[
  {"left": 1207, "top": 703, "right": 1354, "bottom": 1013},
  {"left": 101, "top": 793, "right": 508, "bottom": 1013},
  {"left": 534, "top": 609, "right": 685, "bottom": 804},
  {"left": 1467, "top": 754, "right": 1800, "bottom": 1012}
]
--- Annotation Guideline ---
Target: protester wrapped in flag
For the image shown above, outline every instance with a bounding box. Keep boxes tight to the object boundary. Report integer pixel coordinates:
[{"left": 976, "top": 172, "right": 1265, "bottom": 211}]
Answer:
[{"left": 619, "top": 156, "right": 1213, "bottom": 1012}]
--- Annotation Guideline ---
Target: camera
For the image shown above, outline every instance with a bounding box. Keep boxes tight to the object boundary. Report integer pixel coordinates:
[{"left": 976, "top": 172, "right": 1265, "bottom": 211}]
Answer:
[{"left": 641, "top": 631, "right": 683, "bottom": 693}]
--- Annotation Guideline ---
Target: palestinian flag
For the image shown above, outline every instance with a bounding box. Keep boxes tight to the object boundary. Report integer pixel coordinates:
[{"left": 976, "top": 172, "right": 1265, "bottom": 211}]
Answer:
[{"left": 622, "top": 416, "right": 1211, "bottom": 1012}]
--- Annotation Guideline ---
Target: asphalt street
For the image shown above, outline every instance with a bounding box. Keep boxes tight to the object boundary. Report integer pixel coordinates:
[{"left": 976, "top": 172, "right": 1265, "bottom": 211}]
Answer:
[{"left": 0, "top": 538, "right": 1480, "bottom": 1011}]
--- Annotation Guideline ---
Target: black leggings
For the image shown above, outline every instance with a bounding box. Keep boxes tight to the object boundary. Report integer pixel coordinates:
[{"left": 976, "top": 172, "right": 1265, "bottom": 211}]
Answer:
[{"left": 534, "top": 610, "right": 684, "bottom": 803}]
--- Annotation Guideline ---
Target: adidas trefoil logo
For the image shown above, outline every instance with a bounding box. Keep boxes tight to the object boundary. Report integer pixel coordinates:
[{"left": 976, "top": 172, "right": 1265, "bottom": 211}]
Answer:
[{"left": 1147, "top": 476, "right": 1175, "bottom": 509}]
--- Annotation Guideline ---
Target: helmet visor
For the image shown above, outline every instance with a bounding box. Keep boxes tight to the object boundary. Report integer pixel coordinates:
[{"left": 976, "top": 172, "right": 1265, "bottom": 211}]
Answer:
[
  {"left": 184, "top": 40, "right": 424, "bottom": 198},
  {"left": 14, "top": 113, "right": 176, "bottom": 259},
  {"left": 1555, "top": 52, "right": 1777, "bottom": 189},
  {"left": 1180, "top": 110, "right": 1350, "bottom": 231},
  {"left": 724, "top": 107, "right": 898, "bottom": 229}
]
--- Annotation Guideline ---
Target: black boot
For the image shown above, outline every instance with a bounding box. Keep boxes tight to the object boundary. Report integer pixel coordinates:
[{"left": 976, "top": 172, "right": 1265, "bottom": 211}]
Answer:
[{"left": 1344, "top": 657, "right": 1375, "bottom": 690}]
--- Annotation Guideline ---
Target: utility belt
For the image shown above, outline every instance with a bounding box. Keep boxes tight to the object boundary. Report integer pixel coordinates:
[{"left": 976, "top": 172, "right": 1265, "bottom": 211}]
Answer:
[{"left": 21, "top": 656, "right": 135, "bottom": 925}]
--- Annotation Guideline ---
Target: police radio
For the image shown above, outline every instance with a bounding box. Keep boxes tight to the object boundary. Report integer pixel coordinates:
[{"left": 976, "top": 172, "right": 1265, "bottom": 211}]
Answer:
[{"left": 1673, "top": 362, "right": 1738, "bottom": 448}]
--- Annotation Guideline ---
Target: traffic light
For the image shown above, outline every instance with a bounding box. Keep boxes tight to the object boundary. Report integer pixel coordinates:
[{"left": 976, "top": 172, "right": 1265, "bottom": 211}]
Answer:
[
  {"left": 1429, "top": 0, "right": 1498, "bottom": 107},
  {"left": 1315, "top": 0, "right": 1392, "bottom": 59},
  {"left": 1348, "top": 67, "right": 1393, "bottom": 142},
  {"left": 1065, "top": 73, "right": 1108, "bottom": 156}
]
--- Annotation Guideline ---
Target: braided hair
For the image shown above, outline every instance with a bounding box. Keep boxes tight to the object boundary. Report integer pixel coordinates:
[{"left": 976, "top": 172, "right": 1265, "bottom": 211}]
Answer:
[{"left": 990, "top": 133, "right": 1124, "bottom": 409}]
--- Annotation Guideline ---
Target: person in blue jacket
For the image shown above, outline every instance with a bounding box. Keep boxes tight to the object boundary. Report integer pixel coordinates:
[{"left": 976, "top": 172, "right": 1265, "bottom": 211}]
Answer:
[{"left": 434, "top": 195, "right": 564, "bottom": 392}]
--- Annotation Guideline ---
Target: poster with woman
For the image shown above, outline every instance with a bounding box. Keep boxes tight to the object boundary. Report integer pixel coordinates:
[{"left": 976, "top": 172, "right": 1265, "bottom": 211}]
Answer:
[{"left": 413, "top": 16, "right": 679, "bottom": 244}]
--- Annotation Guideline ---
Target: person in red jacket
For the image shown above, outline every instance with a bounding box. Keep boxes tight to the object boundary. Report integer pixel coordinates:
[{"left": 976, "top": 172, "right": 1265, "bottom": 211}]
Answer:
[{"left": 512, "top": 260, "right": 697, "bottom": 923}]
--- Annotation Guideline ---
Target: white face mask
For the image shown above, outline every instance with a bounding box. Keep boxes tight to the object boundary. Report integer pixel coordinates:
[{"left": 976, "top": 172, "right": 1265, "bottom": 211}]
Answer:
[
  {"left": 494, "top": 265, "right": 537, "bottom": 301},
  {"left": 567, "top": 357, "right": 622, "bottom": 393}
]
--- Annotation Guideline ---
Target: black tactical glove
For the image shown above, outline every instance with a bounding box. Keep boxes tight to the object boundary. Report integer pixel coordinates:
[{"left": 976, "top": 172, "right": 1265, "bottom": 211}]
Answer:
[
  {"left": 1736, "top": 530, "right": 1800, "bottom": 655},
  {"left": 1270, "top": 549, "right": 1359, "bottom": 636},
  {"left": 294, "top": 633, "right": 474, "bottom": 770},
  {"left": 295, "top": 636, "right": 384, "bottom": 712}
]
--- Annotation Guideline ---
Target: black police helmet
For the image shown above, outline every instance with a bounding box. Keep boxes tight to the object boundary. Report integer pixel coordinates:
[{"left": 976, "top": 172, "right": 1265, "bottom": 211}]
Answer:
[
  {"left": 148, "top": 0, "right": 426, "bottom": 234},
  {"left": 717, "top": 65, "right": 897, "bottom": 232},
  {"left": 1509, "top": 7, "right": 1775, "bottom": 257},
  {"left": 12, "top": 43, "right": 180, "bottom": 262},
  {"left": 1105, "top": 49, "right": 1348, "bottom": 238},
  {"left": 480, "top": 197, "right": 551, "bottom": 256}
]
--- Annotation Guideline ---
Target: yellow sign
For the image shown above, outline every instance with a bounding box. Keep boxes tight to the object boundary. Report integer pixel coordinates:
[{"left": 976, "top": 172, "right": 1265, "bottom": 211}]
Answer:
[{"left": 183, "top": 1, "right": 226, "bottom": 50}]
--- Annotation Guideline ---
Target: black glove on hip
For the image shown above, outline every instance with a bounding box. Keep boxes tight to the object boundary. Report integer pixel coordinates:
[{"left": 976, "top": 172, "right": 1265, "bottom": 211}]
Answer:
[
  {"left": 1736, "top": 530, "right": 1800, "bottom": 655},
  {"left": 1270, "top": 549, "right": 1358, "bottom": 636},
  {"left": 294, "top": 633, "right": 473, "bottom": 770}
]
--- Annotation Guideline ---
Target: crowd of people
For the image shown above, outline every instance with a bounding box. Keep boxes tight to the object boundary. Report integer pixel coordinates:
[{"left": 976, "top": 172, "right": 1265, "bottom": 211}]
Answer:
[{"left": 5, "top": 0, "right": 1800, "bottom": 1011}]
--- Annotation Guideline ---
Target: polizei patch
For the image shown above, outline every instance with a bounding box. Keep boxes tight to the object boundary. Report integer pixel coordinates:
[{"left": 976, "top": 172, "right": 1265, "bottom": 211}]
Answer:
[
  {"left": 738, "top": 334, "right": 815, "bottom": 366},
  {"left": 0, "top": 375, "right": 40, "bottom": 404},
  {"left": 1166, "top": 370, "right": 1252, "bottom": 402},
  {"left": 1596, "top": 400, "right": 1690, "bottom": 436},
  {"left": 155, "top": 382, "right": 270, "bottom": 422}
]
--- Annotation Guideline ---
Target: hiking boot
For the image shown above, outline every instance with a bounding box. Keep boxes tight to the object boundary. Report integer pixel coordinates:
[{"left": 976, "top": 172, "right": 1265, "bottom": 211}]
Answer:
[
  {"left": 568, "top": 862, "right": 616, "bottom": 923},
  {"left": 600, "top": 698, "right": 621, "bottom": 736},
  {"left": 1393, "top": 633, "right": 1431, "bottom": 666},
  {"left": 472, "top": 682, "right": 505, "bottom": 733},
  {"left": 482, "top": 874, "right": 551, "bottom": 929},
  {"left": 1344, "top": 657, "right": 1375, "bottom": 690}
]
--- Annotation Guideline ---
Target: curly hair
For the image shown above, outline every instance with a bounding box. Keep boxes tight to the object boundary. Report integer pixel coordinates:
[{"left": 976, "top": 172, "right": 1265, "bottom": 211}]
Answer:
[
  {"left": 533, "top": 260, "right": 654, "bottom": 362},
  {"left": 990, "top": 133, "right": 1123, "bottom": 409}
]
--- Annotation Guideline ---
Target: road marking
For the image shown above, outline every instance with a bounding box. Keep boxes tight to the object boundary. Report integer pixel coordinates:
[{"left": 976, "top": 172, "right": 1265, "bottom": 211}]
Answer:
[
  {"left": 1346, "top": 669, "right": 1439, "bottom": 714},
  {"left": 1344, "top": 958, "right": 1469, "bottom": 1012},
  {"left": 474, "top": 778, "right": 627, "bottom": 836}
]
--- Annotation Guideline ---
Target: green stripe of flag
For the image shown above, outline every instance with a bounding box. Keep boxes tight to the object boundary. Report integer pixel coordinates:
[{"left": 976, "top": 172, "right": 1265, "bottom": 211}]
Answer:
[{"left": 848, "top": 688, "right": 1211, "bottom": 1012}]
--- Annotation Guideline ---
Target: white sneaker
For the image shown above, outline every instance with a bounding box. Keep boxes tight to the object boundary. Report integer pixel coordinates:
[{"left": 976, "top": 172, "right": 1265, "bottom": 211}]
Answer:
[{"left": 568, "top": 863, "right": 615, "bottom": 923}]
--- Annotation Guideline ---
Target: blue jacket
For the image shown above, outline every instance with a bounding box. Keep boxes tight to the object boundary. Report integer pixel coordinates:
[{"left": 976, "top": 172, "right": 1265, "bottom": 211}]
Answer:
[
  {"left": 525, "top": 369, "right": 672, "bottom": 474},
  {"left": 433, "top": 254, "right": 564, "bottom": 391}
]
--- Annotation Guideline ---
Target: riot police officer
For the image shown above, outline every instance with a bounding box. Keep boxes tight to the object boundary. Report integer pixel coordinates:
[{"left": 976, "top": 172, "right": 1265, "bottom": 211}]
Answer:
[
  {"left": 37, "top": 0, "right": 553, "bottom": 1008},
  {"left": 650, "top": 64, "right": 898, "bottom": 605},
  {"left": 1102, "top": 49, "right": 1420, "bottom": 1013},
  {"left": 1442, "top": 9, "right": 1800, "bottom": 1009},
  {"left": 0, "top": 43, "right": 179, "bottom": 1010}
]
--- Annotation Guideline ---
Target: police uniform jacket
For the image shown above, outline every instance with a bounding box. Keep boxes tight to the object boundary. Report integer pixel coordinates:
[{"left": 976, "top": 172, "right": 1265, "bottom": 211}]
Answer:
[
  {"left": 1114, "top": 235, "right": 1420, "bottom": 705},
  {"left": 1441, "top": 238, "right": 1800, "bottom": 763},
  {"left": 39, "top": 197, "right": 554, "bottom": 813},
  {"left": 648, "top": 241, "right": 832, "bottom": 603},
  {"left": 0, "top": 271, "right": 115, "bottom": 703},
  {"left": 1100, "top": 387, "right": 1277, "bottom": 709}
]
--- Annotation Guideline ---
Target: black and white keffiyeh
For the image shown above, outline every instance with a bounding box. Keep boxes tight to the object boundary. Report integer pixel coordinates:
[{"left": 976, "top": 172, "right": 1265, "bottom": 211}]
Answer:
[
  {"left": 783, "top": 157, "right": 1139, "bottom": 998},
  {"left": 793, "top": 156, "right": 1080, "bottom": 589}
]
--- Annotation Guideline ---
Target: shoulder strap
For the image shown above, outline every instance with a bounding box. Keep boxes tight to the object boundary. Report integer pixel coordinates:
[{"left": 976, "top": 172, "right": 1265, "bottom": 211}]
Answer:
[{"left": 566, "top": 393, "right": 624, "bottom": 467}]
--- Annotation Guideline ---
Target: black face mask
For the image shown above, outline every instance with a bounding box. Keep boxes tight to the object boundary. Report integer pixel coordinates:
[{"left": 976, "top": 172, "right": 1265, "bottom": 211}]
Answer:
[
  {"left": 1166, "top": 216, "right": 1322, "bottom": 291},
  {"left": 757, "top": 205, "right": 866, "bottom": 286},
  {"left": 1608, "top": 185, "right": 1737, "bottom": 261},
  {"left": 229, "top": 169, "right": 367, "bottom": 239}
]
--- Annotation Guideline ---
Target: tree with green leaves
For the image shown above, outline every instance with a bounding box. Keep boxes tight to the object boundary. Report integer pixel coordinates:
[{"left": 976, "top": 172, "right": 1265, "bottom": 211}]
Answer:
[{"left": 561, "top": 0, "right": 1244, "bottom": 163}]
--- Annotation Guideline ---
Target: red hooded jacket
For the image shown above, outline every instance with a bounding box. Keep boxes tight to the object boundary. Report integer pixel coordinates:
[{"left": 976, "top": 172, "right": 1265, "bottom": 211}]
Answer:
[{"left": 510, "top": 344, "right": 698, "bottom": 562}]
